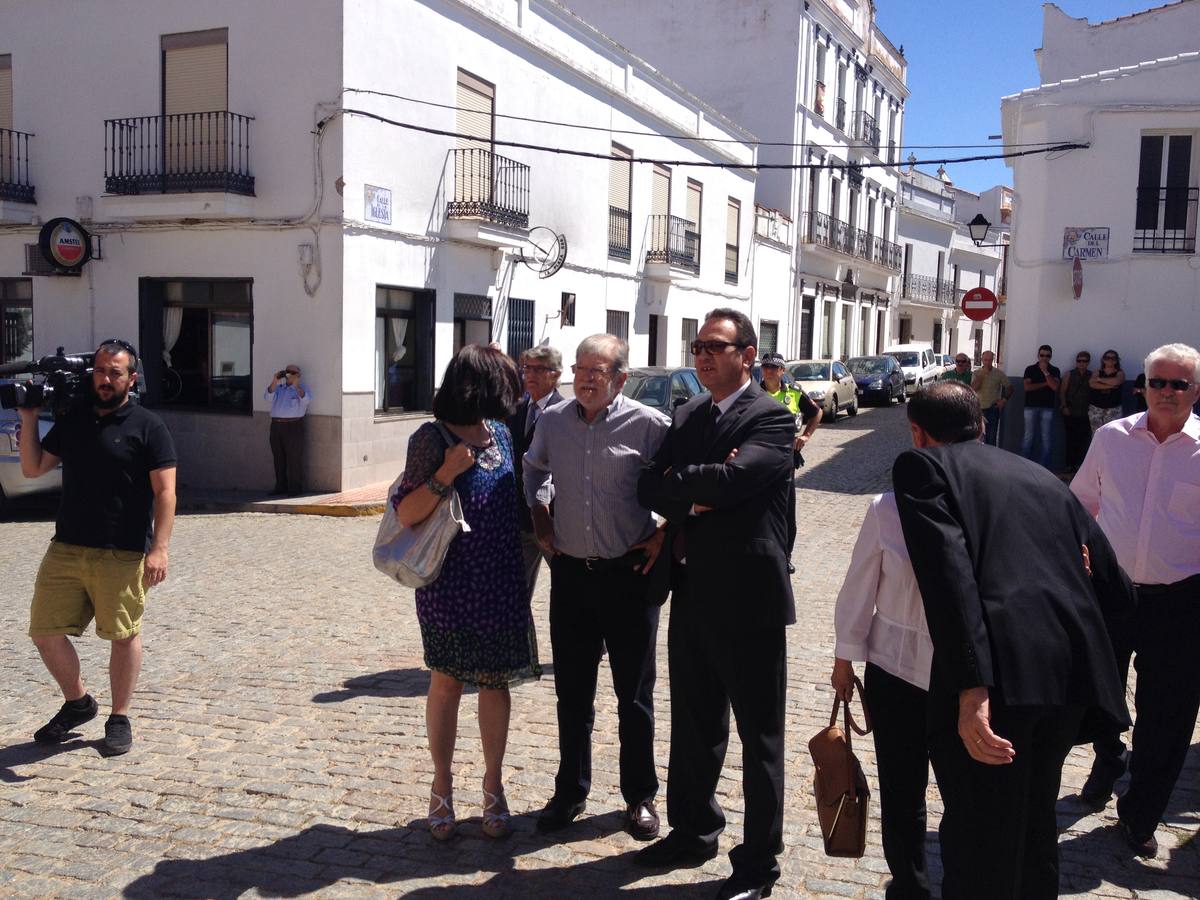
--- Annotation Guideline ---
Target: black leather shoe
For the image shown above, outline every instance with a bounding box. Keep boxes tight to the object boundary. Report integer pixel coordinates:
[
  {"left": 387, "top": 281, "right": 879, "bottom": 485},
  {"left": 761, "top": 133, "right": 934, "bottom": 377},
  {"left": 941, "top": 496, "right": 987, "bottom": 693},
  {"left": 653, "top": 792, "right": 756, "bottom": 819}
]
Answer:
[
  {"left": 714, "top": 877, "right": 772, "bottom": 900},
  {"left": 1079, "top": 759, "right": 1123, "bottom": 811},
  {"left": 536, "top": 797, "right": 586, "bottom": 833},
  {"left": 626, "top": 800, "right": 660, "bottom": 841},
  {"left": 1120, "top": 821, "right": 1158, "bottom": 858},
  {"left": 634, "top": 832, "right": 719, "bottom": 868}
]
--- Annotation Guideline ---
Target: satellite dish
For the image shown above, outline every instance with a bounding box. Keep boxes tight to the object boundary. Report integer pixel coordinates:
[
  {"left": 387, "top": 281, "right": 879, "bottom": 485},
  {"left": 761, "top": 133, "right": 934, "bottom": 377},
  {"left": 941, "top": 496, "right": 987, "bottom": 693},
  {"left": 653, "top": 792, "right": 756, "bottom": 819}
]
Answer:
[{"left": 520, "top": 226, "right": 568, "bottom": 279}]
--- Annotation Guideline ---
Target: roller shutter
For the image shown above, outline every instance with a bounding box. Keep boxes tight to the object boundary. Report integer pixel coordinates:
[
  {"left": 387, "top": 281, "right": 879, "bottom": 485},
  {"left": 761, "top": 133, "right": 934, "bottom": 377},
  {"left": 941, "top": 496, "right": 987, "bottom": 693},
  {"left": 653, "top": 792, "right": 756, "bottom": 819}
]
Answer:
[{"left": 163, "top": 31, "right": 228, "bottom": 173}]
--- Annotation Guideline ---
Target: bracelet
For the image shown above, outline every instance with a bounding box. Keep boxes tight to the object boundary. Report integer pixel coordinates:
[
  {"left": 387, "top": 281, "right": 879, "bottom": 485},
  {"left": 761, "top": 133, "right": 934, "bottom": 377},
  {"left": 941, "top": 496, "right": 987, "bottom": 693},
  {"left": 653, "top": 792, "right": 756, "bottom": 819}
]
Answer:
[{"left": 426, "top": 476, "right": 451, "bottom": 497}]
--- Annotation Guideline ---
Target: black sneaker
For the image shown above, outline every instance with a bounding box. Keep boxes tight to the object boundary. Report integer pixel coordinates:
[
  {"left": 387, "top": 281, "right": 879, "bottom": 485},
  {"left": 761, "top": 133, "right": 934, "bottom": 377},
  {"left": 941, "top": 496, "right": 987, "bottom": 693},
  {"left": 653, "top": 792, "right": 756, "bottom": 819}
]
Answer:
[
  {"left": 102, "top": 715, "right": 133, "bottom": 756},
  {"left": 34, "top": 695, "right": 98, "bottom": 744}
]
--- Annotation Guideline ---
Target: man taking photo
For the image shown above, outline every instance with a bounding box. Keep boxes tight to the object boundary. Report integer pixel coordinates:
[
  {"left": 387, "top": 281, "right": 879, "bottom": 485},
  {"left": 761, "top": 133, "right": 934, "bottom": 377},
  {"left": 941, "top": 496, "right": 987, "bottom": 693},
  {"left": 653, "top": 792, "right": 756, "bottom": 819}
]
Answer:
[{"left": 18, "top": 339, "right": 177, "bottom": 756}]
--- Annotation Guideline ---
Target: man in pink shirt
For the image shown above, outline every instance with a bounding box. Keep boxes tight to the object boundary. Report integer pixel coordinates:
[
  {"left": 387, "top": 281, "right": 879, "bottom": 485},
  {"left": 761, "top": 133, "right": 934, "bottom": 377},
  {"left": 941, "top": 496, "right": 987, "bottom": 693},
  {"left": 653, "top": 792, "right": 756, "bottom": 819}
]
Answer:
[{"left": 1071, "top": 342, "right": 1200, "bottom": 858}]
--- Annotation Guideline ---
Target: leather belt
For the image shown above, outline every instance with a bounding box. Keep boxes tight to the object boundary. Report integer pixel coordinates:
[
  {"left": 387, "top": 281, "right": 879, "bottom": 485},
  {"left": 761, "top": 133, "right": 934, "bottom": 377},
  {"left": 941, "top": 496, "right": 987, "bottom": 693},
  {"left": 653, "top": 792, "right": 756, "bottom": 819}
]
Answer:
[
  {"left": 271, "top": 417, "right": 304, "bottom": 423},
  {"left": 560, "top": 551, "right": 645, "bottom": 573}
]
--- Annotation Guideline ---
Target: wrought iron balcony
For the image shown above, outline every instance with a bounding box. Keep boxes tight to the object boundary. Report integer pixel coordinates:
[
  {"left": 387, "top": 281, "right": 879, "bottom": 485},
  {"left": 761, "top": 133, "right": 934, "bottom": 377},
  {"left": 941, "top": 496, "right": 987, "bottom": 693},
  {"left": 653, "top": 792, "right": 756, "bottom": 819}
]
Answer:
[
  {"left": 804, "top": 212, "right": 901, "bottom": 270},
  {"left": 448, "top": 147, "right": 530, "bottom": 229},
  {"left": 0, "top": 128, "right": 35, "bottom": 203},
  {"left": 1134, "top": 186, "right": 1197, "bottom": 253},
  {"left": 609, "top": 206, "right": 631, "bottom": 260},
  {"left": 902, "top": 273, "right": 957, "bottom": 306},
  {"left": 105, "top": 112, "right": 255, "bottom": 195},
  {"left": 854, "top": 111, "right": 880, "bottom": 153},
  {"left": 835, "top": 99, "right": 847, "bottom": 132},
  {"left": 646, "top": 214, "right": 699, "bottom": 271}
]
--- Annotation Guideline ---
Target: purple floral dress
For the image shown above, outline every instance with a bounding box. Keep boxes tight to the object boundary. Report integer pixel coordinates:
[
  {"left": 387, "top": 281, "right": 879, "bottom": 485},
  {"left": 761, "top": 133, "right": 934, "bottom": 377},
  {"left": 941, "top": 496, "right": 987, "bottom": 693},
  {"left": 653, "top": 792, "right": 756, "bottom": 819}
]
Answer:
[{"left": 394, "top": 420, "right": 540, "bottom": 688}]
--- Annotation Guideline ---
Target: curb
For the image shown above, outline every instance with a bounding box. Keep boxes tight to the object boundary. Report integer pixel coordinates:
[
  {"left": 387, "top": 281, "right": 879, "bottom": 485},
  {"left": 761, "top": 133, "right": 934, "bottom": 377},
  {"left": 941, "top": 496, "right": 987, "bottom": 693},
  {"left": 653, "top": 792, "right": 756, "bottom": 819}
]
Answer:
[{"left": 179, "top": 499, "right": 386, "bottom": 517}]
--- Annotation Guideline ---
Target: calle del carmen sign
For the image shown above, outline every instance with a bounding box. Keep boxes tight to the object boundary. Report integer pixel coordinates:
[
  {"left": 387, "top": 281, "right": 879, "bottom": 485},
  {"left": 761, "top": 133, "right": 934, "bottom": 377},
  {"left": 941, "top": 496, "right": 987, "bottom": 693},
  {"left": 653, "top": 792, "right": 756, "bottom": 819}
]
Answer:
[{"left": 38, "top": 217, "right": 94, "bottom": 273}]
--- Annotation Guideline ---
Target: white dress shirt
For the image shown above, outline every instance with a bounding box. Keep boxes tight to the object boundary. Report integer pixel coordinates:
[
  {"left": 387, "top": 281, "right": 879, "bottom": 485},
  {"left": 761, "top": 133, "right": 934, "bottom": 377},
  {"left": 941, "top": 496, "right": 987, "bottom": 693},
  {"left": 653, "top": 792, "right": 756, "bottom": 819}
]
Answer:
[
  {"left": 833, "top": 492, "right": 934, "bottom": 691},
  {"left": 1070, "top": 411, "right": 1200, "bottom": 586}
]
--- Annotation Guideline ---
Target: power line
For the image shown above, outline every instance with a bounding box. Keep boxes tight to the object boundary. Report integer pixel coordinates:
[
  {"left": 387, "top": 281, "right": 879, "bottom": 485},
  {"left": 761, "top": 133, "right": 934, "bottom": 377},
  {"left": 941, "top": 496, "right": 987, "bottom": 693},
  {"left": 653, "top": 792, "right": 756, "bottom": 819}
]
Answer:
[
  {"left": 342, "top": 88, "right": 1063, "bottom": 152},
  {"left": 333, "top": 108, "right": 1088, "bottom": 170}
]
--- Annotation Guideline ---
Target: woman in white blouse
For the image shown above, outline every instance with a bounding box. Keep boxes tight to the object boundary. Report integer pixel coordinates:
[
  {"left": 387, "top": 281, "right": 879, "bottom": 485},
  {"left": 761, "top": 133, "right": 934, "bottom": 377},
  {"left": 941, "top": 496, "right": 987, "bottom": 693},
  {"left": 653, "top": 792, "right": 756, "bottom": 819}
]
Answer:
[{"left": 831, "top": 491, "right": 934, "bottom": 900}]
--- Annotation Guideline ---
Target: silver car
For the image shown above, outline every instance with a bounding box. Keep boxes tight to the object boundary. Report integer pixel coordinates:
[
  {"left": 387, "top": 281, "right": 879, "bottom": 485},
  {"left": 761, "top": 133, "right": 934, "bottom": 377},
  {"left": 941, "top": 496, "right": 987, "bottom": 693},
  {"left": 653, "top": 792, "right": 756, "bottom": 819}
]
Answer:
[{"left": 0, "top": 405, "right": 61, "bottom": 512}]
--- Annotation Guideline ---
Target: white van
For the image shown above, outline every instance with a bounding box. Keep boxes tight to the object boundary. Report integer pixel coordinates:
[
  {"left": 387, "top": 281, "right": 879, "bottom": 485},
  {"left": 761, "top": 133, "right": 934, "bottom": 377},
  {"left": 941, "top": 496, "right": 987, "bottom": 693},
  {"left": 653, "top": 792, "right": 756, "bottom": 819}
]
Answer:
[{"left": 883, "top": 342, "right": 942, "bottom": 391}]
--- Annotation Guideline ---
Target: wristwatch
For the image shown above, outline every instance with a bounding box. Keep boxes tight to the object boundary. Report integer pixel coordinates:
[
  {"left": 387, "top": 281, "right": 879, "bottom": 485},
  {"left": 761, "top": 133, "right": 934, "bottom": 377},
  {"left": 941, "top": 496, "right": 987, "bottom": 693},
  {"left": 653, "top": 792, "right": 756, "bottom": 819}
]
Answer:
[{"left": 426, "top": 476, "right": 451, "bottom": 497}]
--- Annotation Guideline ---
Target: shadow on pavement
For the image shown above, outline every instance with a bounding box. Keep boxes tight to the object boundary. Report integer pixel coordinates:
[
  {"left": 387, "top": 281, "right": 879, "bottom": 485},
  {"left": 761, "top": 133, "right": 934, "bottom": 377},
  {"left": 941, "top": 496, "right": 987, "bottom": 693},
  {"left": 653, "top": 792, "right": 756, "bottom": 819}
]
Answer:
[
  {"left": 121, "top": 825, "right": 708, "bottom": 898},
  {"left": 0, "top": 738, "right": 98, "bottom": 783},
  {"left": 1057, "top": 824, "right": 1199, "bottom": 894},
  {"left": 313, "top": 664, "right": 556, "bottom": 703}
]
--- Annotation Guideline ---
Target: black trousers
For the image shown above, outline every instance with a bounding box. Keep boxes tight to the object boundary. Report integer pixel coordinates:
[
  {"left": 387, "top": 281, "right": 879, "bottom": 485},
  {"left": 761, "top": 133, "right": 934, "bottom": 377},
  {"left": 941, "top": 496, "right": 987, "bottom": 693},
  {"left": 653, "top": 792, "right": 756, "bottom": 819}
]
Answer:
[
  {"left": 665, "top": 567, "right": 787, "bottom": 886},
  {"left": 269, "top": 419, "right": 305, "bottom": 492},
  {"left": 1098, "top": 577, "right": 1200, "bottom": 837},
  {"left": 863, "top": 663, "right": 931, "bottom": 900},
  {"left": 929, "top": 698, "right": 1083, "bottom": 900},
  {"left": 1062, "top": 413, "right": 1092, "bottom": 470},
  {"left": 547, "top": 554, "right": 660, "bottom": 807}
]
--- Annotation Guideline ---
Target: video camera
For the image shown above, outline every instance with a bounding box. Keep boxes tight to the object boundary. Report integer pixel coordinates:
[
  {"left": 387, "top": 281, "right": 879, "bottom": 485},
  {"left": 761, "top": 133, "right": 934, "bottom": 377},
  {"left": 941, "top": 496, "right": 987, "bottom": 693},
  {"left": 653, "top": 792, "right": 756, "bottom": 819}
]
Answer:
[{"left": 0, "top": 347, "right": 98, "bottom": 418}]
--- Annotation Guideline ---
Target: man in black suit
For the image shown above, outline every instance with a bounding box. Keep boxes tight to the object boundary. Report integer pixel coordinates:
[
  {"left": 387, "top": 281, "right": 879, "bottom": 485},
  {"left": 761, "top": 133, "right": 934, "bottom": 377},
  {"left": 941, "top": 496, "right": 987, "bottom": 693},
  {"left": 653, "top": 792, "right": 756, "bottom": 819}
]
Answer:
[
  {"left": 892, "top": 381, "right": 1134, "bottom": 900},
  {"left": 506, "top": 345, "right": 565, "bottom": 602},
  {"left": 636, "top": 309, "right": 795, "bottom": 900}
]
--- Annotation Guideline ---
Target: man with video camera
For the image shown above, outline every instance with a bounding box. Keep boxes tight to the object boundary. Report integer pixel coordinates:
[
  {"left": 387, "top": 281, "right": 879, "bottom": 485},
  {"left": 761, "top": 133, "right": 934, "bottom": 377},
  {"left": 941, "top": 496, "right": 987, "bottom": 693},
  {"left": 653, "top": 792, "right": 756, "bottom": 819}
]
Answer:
[{"left": 18, "top": 339, "right": 177, "bottom": 756}]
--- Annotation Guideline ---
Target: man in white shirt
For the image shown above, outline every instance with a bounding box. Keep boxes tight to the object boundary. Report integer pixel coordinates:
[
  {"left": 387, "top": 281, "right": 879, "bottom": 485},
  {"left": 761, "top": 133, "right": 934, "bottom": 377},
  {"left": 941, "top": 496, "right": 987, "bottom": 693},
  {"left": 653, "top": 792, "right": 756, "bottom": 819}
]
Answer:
[
  {"left": 1071, "top": 342, "right": 1200, "bottom": 858},
  {"left": 264, "top": 364, "right": 312, "bottom": 495}
]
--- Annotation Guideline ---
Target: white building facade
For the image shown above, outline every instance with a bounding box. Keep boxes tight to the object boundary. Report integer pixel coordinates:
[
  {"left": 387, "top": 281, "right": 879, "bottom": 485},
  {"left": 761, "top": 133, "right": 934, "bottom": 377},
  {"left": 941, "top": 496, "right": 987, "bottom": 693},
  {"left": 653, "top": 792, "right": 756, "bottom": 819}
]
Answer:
[
  {"left": 1000, "top": 2, "right": 1200, "bottom": 376},
  {"left": 0, "top": 0, "right": 786, "bottom": 492},
  {"left": 563, "top": 0, "right": 910, "bottom": 362}
]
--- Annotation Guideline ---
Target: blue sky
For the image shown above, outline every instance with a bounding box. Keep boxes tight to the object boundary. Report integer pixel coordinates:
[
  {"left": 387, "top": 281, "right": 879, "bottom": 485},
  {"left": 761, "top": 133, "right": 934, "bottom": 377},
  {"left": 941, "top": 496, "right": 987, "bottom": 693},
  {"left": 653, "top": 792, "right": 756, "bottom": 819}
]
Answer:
[{"left": 874, "top": 0, "right": 1174, "bottom": 193}]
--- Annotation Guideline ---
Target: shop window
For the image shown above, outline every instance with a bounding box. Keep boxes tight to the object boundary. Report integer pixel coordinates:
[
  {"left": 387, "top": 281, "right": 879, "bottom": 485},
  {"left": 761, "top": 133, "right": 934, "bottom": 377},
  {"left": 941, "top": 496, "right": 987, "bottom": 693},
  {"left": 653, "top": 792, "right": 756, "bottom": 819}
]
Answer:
[
  {"left": 376, "top": 286, "right": 435, "bottom": 413},
  {"left": 139, "top": 278, "right": 252, "bottom": 413}
]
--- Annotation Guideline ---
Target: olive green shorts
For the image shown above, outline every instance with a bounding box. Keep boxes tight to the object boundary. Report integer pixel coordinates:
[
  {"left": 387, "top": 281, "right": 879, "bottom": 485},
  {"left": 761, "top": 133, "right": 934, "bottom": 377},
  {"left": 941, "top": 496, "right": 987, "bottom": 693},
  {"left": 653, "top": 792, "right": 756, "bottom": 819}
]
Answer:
[{"left": 29, "top": 542, "right": 146, "bottom": 641}]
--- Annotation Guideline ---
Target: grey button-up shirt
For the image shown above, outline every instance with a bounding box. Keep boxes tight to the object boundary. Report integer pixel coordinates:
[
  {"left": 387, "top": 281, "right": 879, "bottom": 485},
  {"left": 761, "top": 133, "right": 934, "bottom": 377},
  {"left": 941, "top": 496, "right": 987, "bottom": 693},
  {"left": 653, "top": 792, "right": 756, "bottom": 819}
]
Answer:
[{"left": 524, "top": 392, "right": 670, "bottom": 559}]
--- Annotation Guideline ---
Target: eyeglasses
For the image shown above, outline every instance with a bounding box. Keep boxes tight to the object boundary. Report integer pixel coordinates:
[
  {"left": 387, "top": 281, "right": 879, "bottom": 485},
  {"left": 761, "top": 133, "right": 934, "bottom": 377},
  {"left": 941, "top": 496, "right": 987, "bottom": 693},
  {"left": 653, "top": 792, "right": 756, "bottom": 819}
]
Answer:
[
  {"left": 1076, "top": 357, "right": 1090, "bottom": 363},
  {"left": 1038, "top": 352, "right": 1052, "bottom": 358},
  {"left": 521, "top": 365, "right": 557, "bottom": 375},
  {"left": 1102, "top": 355, "right": 1118, "bottom": 361},
  {"left": 1147, "top": 377, "right": 1193, "bottom": 391},
  {"left": 955, "top": 358, "right": 969, "bottom": 365},
  {"left": 571, "top": 364, "right": 613, "bottom": 379},
  {"left": 691, "top": 340, "right": 746, "bottom": 357}
]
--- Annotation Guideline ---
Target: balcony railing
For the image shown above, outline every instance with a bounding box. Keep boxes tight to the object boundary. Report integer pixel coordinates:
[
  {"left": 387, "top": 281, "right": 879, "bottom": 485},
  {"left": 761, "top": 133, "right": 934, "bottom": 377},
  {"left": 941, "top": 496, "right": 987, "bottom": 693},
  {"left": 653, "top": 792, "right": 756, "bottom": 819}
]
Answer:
[
  {"left": 0, "top": 128, "right": 35, "bottom": 203},
  {"left": 608, "top": 206, "right": 631, "bottom": 260},
  {"left": 887, "top": 141, "right": 897, "bottom": 165},
  {"left": 1134, "top": 186, "right": 1197, "bottom": 253},
  {"left": 105, "top": 112, "right": 255, "bottom": 196},
  {"left": 725, "top": 243, "right": 739, "bottom": 284},
  {"left": 754, "top": 204, "right": 793, "bottom": 245},
  {"left": 902, "top": 273, "right": 957, "bottom": 306},
  {"left": 448, "top": 147, "right": 530, "bottom": 229},
  {"left": 646, "top": 214, "right": 699, "bottom": 271},
  {"left": 805, "top": 211, "right": 902, "bottom": 270},
  {"left": 855, "top": 111, "right": 880, "bottom": 153},
  {"left": 835, "top": 98, "right": 847, "bottom": 132}
]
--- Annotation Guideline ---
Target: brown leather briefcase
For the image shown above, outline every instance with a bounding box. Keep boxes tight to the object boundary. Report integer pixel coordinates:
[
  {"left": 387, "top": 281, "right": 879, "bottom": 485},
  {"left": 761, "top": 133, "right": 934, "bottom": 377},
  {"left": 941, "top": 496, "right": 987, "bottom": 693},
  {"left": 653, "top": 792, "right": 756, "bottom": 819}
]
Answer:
[{"left": 808, "top": 675, "right": 872, "bottom": 858}]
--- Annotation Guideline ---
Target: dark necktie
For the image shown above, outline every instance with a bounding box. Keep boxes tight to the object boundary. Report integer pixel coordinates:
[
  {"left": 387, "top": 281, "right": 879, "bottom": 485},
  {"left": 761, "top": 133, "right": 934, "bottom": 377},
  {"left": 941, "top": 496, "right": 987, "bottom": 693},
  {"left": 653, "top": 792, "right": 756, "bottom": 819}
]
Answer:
[
  {"left": 525, "top": 400, "right": 541, "bottom": 437},
  {"left": 672, "top": 402, "right": 722, "bottom": 564}
]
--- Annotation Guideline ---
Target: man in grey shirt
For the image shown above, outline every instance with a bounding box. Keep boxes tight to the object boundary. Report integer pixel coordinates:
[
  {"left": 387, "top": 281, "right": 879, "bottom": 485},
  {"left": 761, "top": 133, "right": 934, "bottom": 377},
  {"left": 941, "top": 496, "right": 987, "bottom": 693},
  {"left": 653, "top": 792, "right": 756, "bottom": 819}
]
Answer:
[{"left": 524, "top": 333, "right": 671, "bottom": 841}]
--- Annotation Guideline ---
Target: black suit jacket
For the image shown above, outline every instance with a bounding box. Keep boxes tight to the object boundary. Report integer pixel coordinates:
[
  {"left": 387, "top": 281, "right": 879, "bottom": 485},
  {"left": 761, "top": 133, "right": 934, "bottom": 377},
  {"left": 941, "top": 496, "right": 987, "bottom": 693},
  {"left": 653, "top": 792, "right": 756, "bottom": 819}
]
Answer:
[
  {"left": 638, "top": 383, "right": 796, "bottom": 629},
  {"left": 892, "top": 442, "right": 1134, "bottom": 739},
  {"left": 507, "top": 389, "right": 564, "bottom": 532}
]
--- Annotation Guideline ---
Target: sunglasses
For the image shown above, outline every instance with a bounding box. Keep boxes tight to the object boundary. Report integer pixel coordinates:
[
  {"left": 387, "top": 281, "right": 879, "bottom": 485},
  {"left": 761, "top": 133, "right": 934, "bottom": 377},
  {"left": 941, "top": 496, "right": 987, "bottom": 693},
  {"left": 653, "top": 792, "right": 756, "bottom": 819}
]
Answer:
[
  {"left": 691, "top": 340, "right": 747, "bottom": 357},
  {"left": 1038, "top": 353, "right": 1052, "bottom": 358},
  {"left": 98, "top": 337, "right": 139, "bottom": 362},
  {"left": 955, "top": 359, "right": 969, "bottom": 364},
  {"left": 521, "top": 365, "right": 557, "bottom": 375},
  {"left": 1076, "top": 357, "right": 1090, "bottom": 363},
  {"left": 1147, "top": 377, "right": 1193, "bottom": 391}
]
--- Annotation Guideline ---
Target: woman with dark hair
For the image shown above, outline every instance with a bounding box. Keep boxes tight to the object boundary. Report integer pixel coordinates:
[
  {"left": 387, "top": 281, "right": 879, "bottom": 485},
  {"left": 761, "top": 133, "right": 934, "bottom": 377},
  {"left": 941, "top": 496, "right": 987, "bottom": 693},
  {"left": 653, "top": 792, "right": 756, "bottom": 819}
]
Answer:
[
  {"left": 393, "top": 345, "right": 540, "bottom": 841},
  {"left": 1088, "top": 349, "right": 1125, "bottom": 433}
]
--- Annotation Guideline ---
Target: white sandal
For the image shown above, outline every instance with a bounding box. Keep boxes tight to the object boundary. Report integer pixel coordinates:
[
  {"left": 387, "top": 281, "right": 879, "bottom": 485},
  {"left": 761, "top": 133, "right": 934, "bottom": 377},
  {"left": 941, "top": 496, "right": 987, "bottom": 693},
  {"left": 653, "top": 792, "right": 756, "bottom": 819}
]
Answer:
[
  {"left": 428, "top": 789, "right": 456, "bottom": 841},
  {"left": 481, "top": 785, "right": 511, "bottom": 839}
]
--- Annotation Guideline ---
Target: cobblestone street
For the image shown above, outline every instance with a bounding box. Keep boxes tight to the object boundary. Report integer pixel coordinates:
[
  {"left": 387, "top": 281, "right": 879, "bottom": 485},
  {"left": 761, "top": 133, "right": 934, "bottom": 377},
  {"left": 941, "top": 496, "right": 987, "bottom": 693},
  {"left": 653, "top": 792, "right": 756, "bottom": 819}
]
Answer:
[{"left": 1, "top": 402, "right": 1197, "bottom": 898}]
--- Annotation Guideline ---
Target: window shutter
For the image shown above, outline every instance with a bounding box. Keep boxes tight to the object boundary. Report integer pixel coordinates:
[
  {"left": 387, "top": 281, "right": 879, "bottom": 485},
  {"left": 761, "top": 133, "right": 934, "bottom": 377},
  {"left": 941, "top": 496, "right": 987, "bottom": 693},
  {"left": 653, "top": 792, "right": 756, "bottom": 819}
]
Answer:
[
  {"left": 652, "top": 165, "right": 670, "bottom": 218},
  {"left": 164, "top": 42, "right": 227, "bottom": 115},
  {"left": 726, "top": 199, "right": 740, "bottom": 248},
  {"left": 0, "top": 56, "right": 11, "bottom": 132},
  {"left": 456, "top": 70, "right": 494, "bottom": 148},
  {"left": 686, "top": 181, "right": 702, "bottom": 229},
  {"left": 609, "top": 144, "right": 631, "bottom": 211}
]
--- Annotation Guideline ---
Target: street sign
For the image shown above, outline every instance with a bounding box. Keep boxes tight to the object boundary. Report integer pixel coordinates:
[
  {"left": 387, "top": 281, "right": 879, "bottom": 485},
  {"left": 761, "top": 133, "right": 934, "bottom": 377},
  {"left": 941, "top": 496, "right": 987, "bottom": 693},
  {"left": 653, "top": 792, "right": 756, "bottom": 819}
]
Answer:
[
  {"left": 960, "top": 286, "right": 999, "bottom": 321},
  {"left": 1072, "top": 257, "right": 1083, "bottom": 301}
]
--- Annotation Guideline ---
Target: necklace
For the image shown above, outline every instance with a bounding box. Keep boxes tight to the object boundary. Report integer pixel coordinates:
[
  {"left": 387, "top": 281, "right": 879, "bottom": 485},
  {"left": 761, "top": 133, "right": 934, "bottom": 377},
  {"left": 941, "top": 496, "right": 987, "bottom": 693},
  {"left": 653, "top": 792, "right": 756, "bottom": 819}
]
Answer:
[{"left": 453, "top": 421, "right": 502, "bottom": 470}]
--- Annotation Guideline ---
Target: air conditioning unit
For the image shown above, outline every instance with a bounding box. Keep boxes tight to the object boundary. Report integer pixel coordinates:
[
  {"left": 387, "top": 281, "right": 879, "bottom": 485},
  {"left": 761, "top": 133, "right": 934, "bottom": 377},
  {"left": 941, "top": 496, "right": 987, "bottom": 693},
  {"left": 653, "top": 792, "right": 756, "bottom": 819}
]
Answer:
[{"left": 23, "top": 243, "right": 81, "bottom": 277}]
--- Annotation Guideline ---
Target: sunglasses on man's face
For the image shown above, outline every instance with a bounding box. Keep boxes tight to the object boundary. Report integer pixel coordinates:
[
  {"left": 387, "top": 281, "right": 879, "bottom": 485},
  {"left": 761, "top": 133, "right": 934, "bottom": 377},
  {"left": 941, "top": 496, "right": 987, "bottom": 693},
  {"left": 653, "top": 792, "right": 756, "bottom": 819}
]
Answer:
[
  {"left": 1147, "top": 377, "right": 1194, "bottom": 391},
  {"left": 691, "top": 340, "right": 746, "bottom": 357},
  {"left": 1038, "top": 353, "right": 1052, "bottom": 358}
]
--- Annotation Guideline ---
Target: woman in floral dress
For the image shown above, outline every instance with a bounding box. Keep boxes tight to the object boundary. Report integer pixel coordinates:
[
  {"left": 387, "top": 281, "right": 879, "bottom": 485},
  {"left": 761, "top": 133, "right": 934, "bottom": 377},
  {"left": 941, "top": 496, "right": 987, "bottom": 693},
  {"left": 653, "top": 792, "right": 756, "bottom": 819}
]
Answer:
[{"left": 394, "top": 345, "right": 540, "bottom": 840}]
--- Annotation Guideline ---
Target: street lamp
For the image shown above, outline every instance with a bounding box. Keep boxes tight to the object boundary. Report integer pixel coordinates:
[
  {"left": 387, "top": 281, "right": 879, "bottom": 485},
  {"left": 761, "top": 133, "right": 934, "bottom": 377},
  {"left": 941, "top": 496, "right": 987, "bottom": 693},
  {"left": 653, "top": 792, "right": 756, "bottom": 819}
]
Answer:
[{"left": 966, "top": 213, "right": 1007, "bottom": 249}]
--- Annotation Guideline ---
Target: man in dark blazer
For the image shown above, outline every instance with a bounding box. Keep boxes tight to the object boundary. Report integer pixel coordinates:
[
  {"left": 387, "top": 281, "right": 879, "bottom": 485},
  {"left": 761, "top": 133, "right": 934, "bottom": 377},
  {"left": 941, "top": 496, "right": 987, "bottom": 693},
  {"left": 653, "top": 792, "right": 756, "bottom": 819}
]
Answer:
[
  {"left": 635, "top": 309, "right": 795, "bottom": 900},
  {"left": 506, "top": 345, "right": 565, "bottom": 602},
  {"left": 892, "top": 381, "right": 1134, "bottom": 900}
]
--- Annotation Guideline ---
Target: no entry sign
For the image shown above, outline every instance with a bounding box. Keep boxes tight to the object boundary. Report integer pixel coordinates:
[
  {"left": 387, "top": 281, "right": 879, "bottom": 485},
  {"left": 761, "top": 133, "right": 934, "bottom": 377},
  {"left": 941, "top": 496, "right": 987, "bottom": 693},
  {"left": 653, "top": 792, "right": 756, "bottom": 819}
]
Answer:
[{"left": 961, "top": 286, "right": 999, "bottom": 322}]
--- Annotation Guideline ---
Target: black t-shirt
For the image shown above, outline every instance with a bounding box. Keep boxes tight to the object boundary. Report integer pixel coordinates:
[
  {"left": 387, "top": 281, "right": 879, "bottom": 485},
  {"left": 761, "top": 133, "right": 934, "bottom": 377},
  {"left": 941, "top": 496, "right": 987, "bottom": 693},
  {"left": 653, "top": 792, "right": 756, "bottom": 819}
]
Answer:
[
  {"left": 1022, "top": 363, "right": 1061, "bottom": 408},
  {"left": 42, "top": 399, "right": 177, "bottom": 552}
]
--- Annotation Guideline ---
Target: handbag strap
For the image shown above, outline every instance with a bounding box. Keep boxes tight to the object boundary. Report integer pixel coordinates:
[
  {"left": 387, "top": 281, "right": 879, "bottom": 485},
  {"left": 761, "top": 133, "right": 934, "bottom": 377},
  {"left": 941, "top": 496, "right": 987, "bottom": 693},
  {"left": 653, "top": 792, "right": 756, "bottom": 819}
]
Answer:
[{"left": 827, "top": 675, "right": 873, "bottom": 738}]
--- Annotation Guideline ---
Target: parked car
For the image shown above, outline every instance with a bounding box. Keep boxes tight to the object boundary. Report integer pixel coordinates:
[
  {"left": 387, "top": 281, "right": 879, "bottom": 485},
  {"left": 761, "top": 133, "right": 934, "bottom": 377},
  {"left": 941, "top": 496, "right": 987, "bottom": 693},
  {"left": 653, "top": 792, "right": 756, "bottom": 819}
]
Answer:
[
  {"left": 934, "top": 353, "right": 954, "bottom": 371},
  {"left": 846, "top": 355, "right": 907, "bottom": 405},
  {"left": 0, "top": 403, "right": 61, "bottom": 512},
  {"left": 786, "top": 359, "right": 858, "bottom": 421},
  {"left": 883, "top": 342, "right": 942, "bottom": 391},
  {"left": 621, "top": 366, "right": 705, "bottom": 414}
]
